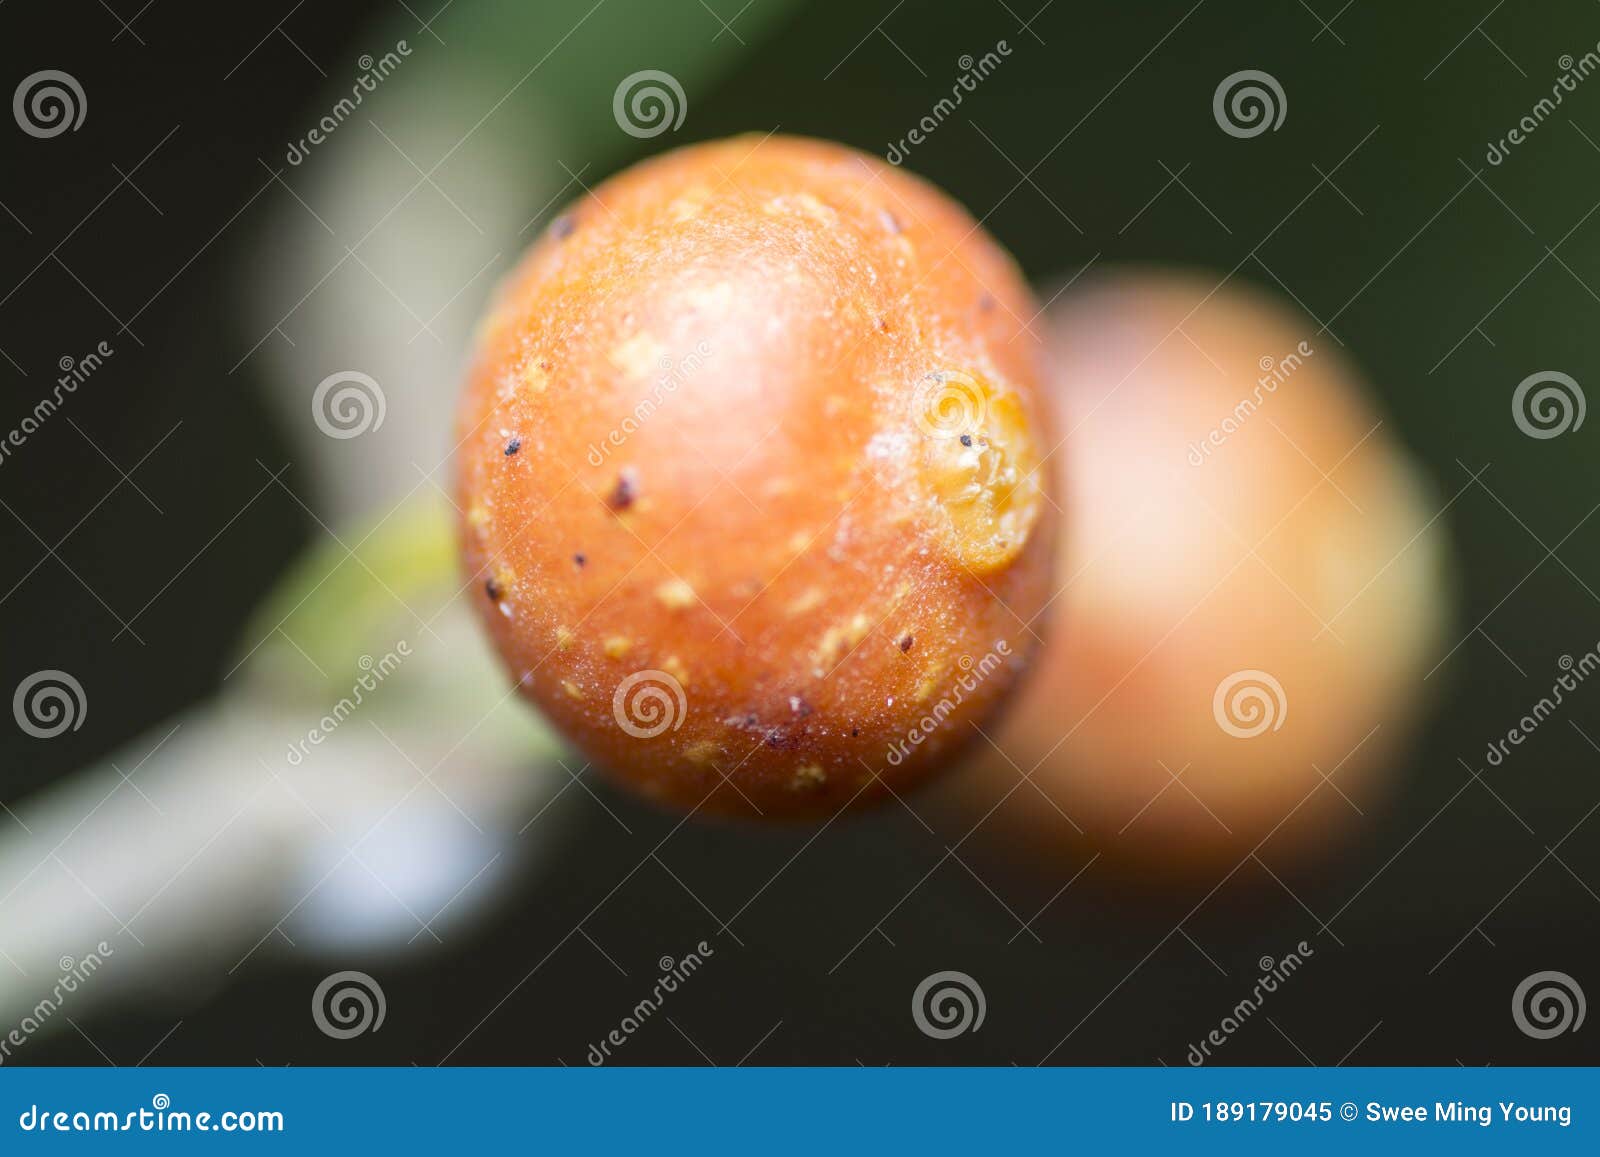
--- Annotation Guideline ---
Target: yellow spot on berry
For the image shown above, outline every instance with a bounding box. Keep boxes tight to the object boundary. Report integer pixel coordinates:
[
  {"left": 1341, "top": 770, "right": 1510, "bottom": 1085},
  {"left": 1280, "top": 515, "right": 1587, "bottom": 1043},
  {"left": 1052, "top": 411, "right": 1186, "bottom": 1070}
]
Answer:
[
  {"left": 603, "top": 636, "right": 632, "bottom": 660},
  {"left": 786, "top": 587, "right": 824, "bottom": 617},
  {"left": 918, "top": 371, "right": 1041, "bottom": 576},
  {"left": 813, "top": 613, "right": 872, "bottom": 672},
  {"left": 609, "top": 333, "right": 666, "bottom": 381},
  {"left": 790, "top": 763, "right": 827, "bottom": 790},
  {"left": 764, "top": 191, "right": 836, "bottom": 227},
  {"left": 656, "top": 578, "right": 697, "bottom": 610},
  {"left": 668, "top": 186, "right": 713, "bottom": 223},
  {"left": 684, "top": 739, "right": 722, "bottom": 766}
]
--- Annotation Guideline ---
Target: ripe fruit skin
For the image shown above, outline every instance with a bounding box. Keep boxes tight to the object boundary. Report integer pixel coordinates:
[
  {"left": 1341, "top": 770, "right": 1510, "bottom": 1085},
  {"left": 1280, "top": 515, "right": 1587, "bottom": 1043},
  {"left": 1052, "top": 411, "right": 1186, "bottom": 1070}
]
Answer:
[
  {"left": 938, "top": 271, "right": 1450, "bottom": 868},
  {"left": 455, "top": 135, "right": 1055, "bottom": 817}
]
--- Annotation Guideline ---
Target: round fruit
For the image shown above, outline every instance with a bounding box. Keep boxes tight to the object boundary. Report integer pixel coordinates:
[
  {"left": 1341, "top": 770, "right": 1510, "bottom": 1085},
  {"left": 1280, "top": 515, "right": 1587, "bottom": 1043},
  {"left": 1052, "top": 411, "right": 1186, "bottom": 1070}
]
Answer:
[
  {"left": 937, "top": 271, "right": 1450, "bottom": 867},
  {"left": 455, "top": 135, "right": 1056, "bottom": 817}
]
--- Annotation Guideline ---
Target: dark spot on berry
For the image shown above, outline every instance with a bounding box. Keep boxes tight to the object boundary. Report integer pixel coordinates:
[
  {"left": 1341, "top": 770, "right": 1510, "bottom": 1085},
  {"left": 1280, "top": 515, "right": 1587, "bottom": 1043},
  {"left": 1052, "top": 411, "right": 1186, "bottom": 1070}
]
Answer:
[
  {"left": 850, "top": 727, "right": 860, "bottom": 737},
  {"left": 608, "top": 468, "right": 639, "bottom": 510},
  {"left": 550, "top": 215, "right": 576, "bottom": 240},
  {"left": 789, "top": 695, "right": 813, "bottom": 718},
  {"left": 899, "top": 635, "right": 914, "bottom": 653},
  {"left": 724, "top": 710, "right": 807, "bottom": 751},
  {"left": 764, "top": 727, "right": 802, "bottom": 751},
  {"left": 959, "top": 434, "right": 973, "bottom": 447},
  {"left": 573, "top": 553, "right": 587, "bottom": 568},
  {"left": 504, "top": 437, "right": 521, "bottom": 456},
  {"left": 978, "top": 292, "right": 996, "bottom": 312},
  {"left": 485, "top": 577, "right": 503, "bottom": 601}
]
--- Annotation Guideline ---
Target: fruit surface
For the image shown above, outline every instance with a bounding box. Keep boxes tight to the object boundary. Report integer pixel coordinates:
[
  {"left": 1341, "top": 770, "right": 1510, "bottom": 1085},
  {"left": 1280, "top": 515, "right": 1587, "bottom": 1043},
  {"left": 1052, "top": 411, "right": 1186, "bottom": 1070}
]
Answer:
[
  {"left": 937, "top": 271, "right": 1450, "bottom": 867},
  {"left": 455, "top": 135, "right": 1056, "bottom": 817}
]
